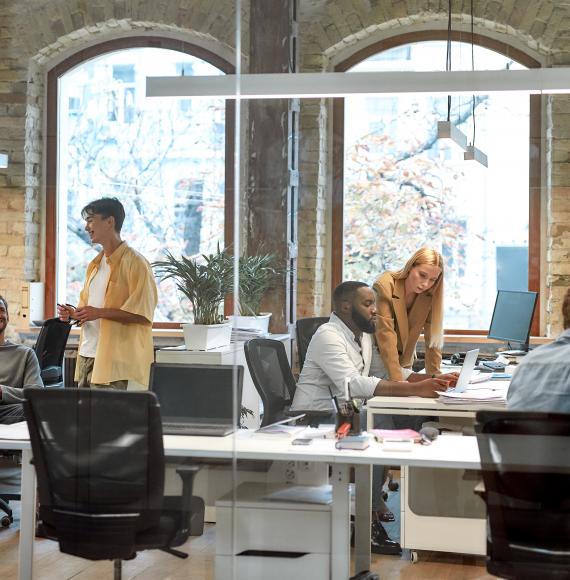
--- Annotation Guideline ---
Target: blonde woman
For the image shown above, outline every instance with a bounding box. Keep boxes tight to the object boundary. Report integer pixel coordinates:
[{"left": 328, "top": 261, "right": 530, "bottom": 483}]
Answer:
[{"left": 372, "top": 248, "right": 445, "bottom": 380}]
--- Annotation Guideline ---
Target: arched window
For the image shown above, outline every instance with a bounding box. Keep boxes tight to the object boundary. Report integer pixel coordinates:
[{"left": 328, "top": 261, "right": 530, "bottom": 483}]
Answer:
[
  {"left": 332, "top": 32, "right": 541, "bottom": 333},
  {"left": 45, "top": 38, "right": 235, "bottom": 325}
]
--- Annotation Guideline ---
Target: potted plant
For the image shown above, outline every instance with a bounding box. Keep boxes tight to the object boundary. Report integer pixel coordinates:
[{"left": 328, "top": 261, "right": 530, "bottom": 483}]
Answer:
[
  {"left": 229, "top": 253, "right": 282, "bottom": 333},
  {"left": 153, "top": 246, "right": 233, "bottom": 350}
]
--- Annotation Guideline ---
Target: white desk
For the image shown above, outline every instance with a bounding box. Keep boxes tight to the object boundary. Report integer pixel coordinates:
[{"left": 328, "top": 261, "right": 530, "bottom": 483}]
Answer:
[
  {"left": 366, "top": 391, "right": 507, "bottom": 558},
  {"left": 1, "top": 424, "right": 480, "bottom": 580}
]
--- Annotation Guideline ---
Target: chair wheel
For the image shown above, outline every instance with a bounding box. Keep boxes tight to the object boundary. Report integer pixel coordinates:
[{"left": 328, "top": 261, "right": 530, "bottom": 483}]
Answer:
[
  {"left": 410, "top": 550, "right": 419, "bottom": 563},
  {"left": 388, "top": 481, "right": 399, "bottom": 492},
  {"left": 381, "top": 491, "right": 388, "bottom": 502},
  {"left": 1, "top": 515, "right": 12, "bottom": 527}
]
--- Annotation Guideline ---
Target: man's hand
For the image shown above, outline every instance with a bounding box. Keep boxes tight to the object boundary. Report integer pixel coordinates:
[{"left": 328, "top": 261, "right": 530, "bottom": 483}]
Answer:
[
  {"left": 74, "top": 306, "right": 102, "bottom": 323},
  {"left": 413, "top": 377, "right": 451, "bottom": 398},
  {"left": 57, "top": 303, "right": 76, "bottom": 322},
  {"left": 436, "top": 372, "right": 459, "bottom": 387}
]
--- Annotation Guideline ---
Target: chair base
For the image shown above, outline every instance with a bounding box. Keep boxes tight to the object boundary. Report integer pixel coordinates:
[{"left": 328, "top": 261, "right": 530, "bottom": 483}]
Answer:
[{"left": 0, "top": 497, "right": 14, "bottom": 527}]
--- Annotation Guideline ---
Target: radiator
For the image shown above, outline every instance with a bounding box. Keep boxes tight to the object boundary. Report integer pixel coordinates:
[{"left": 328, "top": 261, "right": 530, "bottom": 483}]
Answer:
[{"left": 64, "top": 353, "right": 77, "bottom": 388}]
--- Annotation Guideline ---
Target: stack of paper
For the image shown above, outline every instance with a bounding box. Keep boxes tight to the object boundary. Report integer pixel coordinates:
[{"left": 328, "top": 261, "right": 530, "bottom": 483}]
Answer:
[
  {"left": 231, "top": 327, "right": 267, "bottom": 341},
  {"left": 436, "top": 387, "right": 507, "bottom": 405}
]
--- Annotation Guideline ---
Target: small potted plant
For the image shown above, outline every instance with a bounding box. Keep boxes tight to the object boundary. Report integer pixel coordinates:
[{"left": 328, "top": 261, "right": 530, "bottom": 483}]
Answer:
[
  {"left": 229, "top": 252, "right": 281, "bottom": 333},
  {"left": 153, "top": 246, "right": 233, "bottom": 350}
]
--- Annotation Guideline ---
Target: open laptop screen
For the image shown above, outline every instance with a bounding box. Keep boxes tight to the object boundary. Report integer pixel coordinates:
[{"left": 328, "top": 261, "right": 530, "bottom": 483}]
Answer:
[{"left": 149, "top": 363, "right": 243, "bottom": 425}]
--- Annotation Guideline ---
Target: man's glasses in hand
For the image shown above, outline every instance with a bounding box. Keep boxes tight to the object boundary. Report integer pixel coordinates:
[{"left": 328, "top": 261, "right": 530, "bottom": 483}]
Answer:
[{"left": 57, "top": 303, "right": 82, "bottom": 326}]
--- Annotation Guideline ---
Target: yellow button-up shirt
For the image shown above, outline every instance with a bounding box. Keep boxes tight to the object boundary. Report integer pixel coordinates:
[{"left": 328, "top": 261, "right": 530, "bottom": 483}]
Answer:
[{"left": 74, "top": 242, "right": 158, "bottom": 387}]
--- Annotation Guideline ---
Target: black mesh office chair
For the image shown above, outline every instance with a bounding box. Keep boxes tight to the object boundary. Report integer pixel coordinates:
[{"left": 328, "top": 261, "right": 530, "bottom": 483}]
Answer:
[
  {"left": 296, "top": 316, "right": 329, "bottom": 371},
  {"left": 23, "top": 389, "right": 200, "bottom": 579},
  {"left": 244, "top": 338, "right": 297, "bottom": 427},
  {"left": 475, "top": 410, "right": 570, "bottom": 579},
  {"left": 244, "top": 338, "right": 329, "bottom": 428},
  {"left": 33, "top": 318, "right": 72, "bottom": 388}
]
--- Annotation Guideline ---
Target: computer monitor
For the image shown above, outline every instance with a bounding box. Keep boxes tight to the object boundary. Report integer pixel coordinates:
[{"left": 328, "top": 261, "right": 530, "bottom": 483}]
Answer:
[{"left": 487, "top": 290, "right": 538, "bottom": 353}]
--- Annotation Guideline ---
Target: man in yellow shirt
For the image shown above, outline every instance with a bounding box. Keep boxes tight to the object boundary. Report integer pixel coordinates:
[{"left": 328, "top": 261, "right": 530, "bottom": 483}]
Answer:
[{"left": 58, "top": 198, "right": 158, "bottom": 389}]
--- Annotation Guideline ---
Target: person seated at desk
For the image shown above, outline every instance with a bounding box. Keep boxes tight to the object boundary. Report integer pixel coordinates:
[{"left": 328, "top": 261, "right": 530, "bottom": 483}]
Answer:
[
  {"left": 507, "top": 288, "right": 570, "bottom": 412},
  {"left": 291, "top": 281, "right": 455, "bottom": 555},
  {"left": 0, "top": 295, "right": 43, "bottom": 424}
]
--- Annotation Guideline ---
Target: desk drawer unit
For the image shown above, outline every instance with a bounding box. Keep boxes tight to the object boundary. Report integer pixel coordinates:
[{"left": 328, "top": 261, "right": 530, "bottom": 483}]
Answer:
[{"left": 215, "top": 482, "right": 332, "bottom": 580}]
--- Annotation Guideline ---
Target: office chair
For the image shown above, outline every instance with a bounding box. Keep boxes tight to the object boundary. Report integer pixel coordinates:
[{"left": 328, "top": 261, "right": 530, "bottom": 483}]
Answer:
[
  {"left": 296, "top": 316, "right": 329, "bottom": 371},
  {"left": 23, "top": 388, "right": 200, "bottom": 579},
  {"left": 244, "top": 338, "right": 330, "bottom": 428},
  {"left": 33, "top": 318, "right": 72, "bottom": 388},
  {"left": 475, "top": 410, "right": 570, "bottom": 579},
  {"left": 244, "top": 338, "right": 297, "bottom": 427}
]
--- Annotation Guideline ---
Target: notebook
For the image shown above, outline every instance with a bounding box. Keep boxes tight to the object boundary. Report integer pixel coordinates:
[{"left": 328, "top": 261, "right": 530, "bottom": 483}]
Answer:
[
  {"left": 450, "top": 348, "right": 480, "bottom": 393},
  {"left": 149, "top": 363, "right": 243, "bottom": 436}
]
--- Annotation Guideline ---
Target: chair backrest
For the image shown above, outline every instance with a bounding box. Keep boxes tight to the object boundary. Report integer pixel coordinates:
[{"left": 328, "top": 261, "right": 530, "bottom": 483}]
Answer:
[
  {"left": 296, "top": 317, "right": 329, "bottom": 371},
  {"left": 23, "top": 389, "right": 165, "bottom": 560},
  {"left": 475, "top": 410, "right": 570, "bottom": 579},
  {"left": 33, "top": 318, "right": 72, "bottom": 386},
  {"left": 244, "top": 338, "right": 297, "bottom": 427}
]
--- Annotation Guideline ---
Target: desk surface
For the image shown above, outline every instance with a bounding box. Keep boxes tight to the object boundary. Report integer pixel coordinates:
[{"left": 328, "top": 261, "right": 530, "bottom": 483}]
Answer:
[{"left": 0, "top": 422, "right": 481, "bottom": 470}]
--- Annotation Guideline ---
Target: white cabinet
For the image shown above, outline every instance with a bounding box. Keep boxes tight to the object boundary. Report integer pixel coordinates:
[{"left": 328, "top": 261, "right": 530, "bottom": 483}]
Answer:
[
  {"left": 156, "top": 334, "right": 290, "bottom": 430},
  {"left": 215, "top": 482, "right": 331, "bottom": 580}
]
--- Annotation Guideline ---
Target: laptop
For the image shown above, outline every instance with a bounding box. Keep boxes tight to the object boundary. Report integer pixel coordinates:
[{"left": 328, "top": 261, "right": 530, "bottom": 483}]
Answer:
[
  {"left": 451, "top": 348, "right": 480, "bottom": 393},
  {"left": 149, "top": 363, "right": 244, "bottom": 436}
]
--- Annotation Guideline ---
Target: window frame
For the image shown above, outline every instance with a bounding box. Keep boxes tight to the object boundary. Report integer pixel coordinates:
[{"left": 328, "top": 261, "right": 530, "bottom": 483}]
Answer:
[
  {"left": 45, "top": 37, "right": 235, "bottom": 328},
  {"left": 331, "top": 31, "right": 541, "bottom": 335}
]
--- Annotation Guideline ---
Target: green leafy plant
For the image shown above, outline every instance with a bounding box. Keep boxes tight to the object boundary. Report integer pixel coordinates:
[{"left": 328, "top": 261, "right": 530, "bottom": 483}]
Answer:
[
  {"left": 153, "top": 246, "right": 233, "bottom": 325},
  {"left": 237, "top": 253, "right": 282, "bottom": 316}
]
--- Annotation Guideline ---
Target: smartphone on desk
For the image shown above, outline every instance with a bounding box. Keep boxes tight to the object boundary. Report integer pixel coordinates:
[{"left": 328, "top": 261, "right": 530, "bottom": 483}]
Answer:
[{"left": 291, "top": 438, "right": 313, "bottom": 446}]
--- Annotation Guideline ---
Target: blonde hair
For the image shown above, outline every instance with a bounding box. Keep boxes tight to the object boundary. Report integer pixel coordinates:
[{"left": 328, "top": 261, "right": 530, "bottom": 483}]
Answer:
[{"left": 393, "top": 248, "right": 445, "bottom": 349}]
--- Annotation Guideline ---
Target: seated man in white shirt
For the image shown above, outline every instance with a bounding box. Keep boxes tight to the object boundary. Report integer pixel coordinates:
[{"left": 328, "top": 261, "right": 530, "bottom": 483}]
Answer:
[{"left": 291, "top": 281, "right": 454, "bottom": 554}]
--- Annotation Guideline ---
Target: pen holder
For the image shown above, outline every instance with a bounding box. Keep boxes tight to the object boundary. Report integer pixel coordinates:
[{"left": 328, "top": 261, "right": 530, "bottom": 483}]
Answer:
[{"left": 335, "top": 401, "right": 362, "bottom": 436}]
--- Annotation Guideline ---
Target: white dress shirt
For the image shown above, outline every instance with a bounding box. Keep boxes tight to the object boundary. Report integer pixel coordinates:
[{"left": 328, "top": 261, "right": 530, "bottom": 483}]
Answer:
[{"left": 291, "top": 312, "right": 381, "bottom": 412}]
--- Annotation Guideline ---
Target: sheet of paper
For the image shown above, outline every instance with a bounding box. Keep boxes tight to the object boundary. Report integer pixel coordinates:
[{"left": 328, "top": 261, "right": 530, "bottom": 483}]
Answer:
[{"left": 0, "top": 421, "right": 29, "bottom": 440}]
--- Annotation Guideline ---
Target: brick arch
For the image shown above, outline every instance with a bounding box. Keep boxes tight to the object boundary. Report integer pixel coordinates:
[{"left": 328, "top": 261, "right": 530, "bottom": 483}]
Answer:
[
  {"left": 33, "top": 32, "right": 236, "bottom": 318},
  {"left": 19, "top": 10, "right": 241, "bottom": 294},
  {"left": 327, "top": 31, "right": 542, "bottom": 334},
  {"left": 298, "top": 3, "right": 562, "bottom": 72}
]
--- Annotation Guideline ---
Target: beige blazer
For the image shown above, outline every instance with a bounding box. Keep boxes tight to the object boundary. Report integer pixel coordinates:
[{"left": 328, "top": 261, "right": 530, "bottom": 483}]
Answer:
[{"left": 373, "top": 271, "right": 442, "bottom": 380}]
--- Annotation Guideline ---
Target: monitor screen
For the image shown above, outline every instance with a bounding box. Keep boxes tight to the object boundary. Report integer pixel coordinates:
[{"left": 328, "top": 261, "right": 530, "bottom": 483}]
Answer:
[
  {"left": 487, "top": 290, "right": 538, "bottom": 347},
  {"left": 149, "top": 363, "right": 243, "bottom": 423}
]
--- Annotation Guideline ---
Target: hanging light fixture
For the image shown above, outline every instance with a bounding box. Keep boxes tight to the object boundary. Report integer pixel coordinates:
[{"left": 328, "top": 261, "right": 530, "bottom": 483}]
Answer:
[
  {"left": 464, "top": 0, "right": 488, "bottom": 167},
  {"left": 437, "top": 0, "right": 469, "bottom": 150}
]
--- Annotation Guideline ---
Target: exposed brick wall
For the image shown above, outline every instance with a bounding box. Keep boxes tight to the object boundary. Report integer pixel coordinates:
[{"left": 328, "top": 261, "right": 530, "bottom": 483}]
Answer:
[
  {"left": 0, "top": 0, "right": 242, "bottom": 325},
  {"left": 1, "top": 0, "right": 570, "bottom": 335}
]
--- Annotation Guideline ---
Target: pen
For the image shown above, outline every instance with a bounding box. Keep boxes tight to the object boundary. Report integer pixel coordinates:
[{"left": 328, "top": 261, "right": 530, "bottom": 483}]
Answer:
[{"left": 331, "top": 396, "right": 340, "bottom": 413}]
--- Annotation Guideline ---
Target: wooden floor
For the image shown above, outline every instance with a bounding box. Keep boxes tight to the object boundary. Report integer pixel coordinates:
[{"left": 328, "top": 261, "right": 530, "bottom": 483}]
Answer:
[{"left": 0, "top": 502, "right": 498, "bottom": 580}]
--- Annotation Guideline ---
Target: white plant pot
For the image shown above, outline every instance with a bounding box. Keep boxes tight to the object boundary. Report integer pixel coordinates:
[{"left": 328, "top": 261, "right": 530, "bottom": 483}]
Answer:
[
  {"left": 228, "top": 313, "right": 272, "bottom": 333},
  {"left": 182, "top": 323, "right": 232, "bottom": 351}
]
